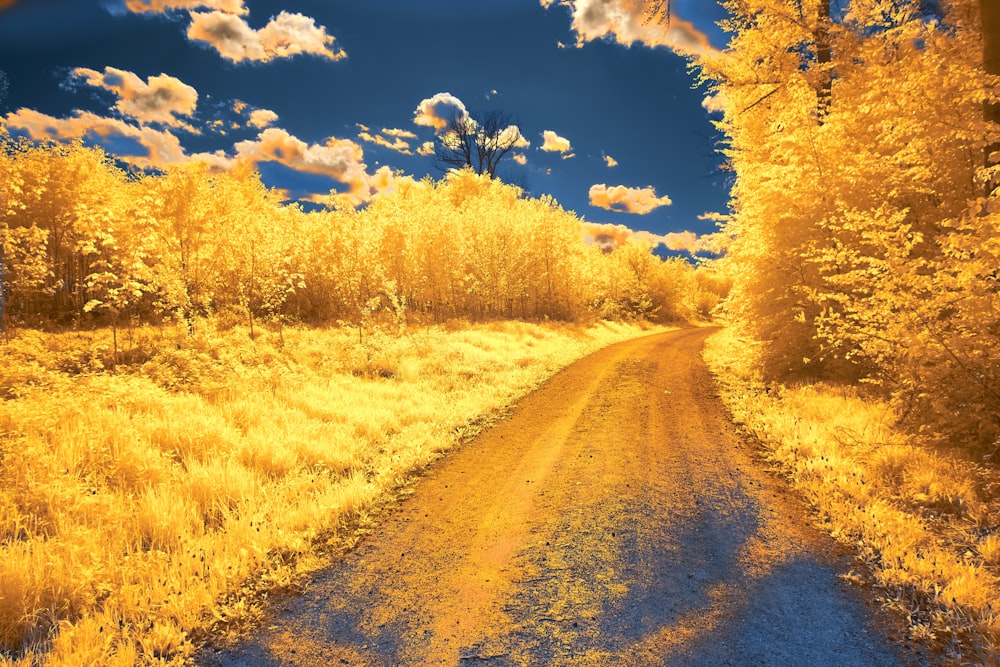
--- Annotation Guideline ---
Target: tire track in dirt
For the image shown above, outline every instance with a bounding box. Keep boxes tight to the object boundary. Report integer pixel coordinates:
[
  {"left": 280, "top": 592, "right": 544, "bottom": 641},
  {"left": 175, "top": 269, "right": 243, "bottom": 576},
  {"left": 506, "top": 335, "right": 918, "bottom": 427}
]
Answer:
[{"left": 198, "top": 328, "right": 919, "bottom": 666}]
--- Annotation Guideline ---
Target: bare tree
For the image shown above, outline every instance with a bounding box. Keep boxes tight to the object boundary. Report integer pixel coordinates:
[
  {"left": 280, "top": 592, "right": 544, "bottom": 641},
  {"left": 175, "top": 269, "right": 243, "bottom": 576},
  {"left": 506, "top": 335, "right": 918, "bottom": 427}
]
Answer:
[{"left": 434, "top": 109, "right": 523, "bottom": 178}]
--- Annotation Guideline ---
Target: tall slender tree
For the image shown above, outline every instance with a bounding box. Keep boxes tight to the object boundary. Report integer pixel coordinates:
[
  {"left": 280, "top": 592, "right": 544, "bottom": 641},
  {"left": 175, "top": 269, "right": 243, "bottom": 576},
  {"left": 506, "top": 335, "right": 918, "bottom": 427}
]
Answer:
[{"left": 982, "top": 0, "right": 1000, "bottom": 184}]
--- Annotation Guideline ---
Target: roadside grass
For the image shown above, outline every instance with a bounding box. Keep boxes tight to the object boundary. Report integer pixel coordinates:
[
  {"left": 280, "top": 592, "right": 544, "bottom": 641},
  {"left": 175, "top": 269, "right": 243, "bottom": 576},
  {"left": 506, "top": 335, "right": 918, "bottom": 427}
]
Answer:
[
  {"left": 0, "top": 318, "right": 666, "bottom": 666},
  {"left": 704, "top": 328, "right": 1000, "bottom": 664}
]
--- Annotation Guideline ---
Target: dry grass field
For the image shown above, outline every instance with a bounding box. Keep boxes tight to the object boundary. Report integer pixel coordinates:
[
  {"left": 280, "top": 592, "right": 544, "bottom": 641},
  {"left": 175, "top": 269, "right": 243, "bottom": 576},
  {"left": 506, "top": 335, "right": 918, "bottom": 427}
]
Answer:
[
  {"left": 0, "top": 319, "right": 665, "bottom": 666},
  {"left": 704, "top": 328, "right": 1000, "bottom": 664}
]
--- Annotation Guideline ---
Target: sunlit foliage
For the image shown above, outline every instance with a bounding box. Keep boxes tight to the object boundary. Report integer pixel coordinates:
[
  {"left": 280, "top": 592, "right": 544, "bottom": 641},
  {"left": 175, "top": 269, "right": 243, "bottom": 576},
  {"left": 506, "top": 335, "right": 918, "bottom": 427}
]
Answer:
[
  {"left": 701, "top": 0, "right": 1000, "bottom": 454},
  {"left": 0, "top": 132, "right": 720, "bottom": 665},
  {"left": 0, "top": 139, "right": 724, "bottom": 335},
  {"left": 706, "top": 329, "right": 1000, "bottom": 662},
  {"left": 0, "top": 319, "right": 664, "bottom": 665}
]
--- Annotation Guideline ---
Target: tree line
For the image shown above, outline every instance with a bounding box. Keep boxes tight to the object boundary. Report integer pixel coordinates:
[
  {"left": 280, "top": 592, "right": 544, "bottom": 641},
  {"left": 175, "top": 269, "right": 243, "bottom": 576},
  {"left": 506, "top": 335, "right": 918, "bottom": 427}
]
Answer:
[{"left": 0, "top": 138, "right": 725, "bottom": 344}]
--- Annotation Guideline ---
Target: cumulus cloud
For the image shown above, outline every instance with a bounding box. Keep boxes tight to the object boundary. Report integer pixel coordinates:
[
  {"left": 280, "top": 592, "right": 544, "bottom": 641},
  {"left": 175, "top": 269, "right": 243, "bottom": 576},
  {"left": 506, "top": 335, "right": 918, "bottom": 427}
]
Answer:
[
  {"left": 2, "top": 105, "right": 405, "bottom": 207},
  {"left": 357, "top": 127, "right": 414, "bottom": 155},
  {"left": 697, "top": 211, "right": 730, "bottom": 223},
  {"left": 589, "top": 183, "right": 671, "bottom": 214},
  {"left": 540, "top": 130, "right": 572, "bottom": 153},
  {"left": 544, "top": 0, "right": 716, "bottom": 58},
  {"left": 497, "top": 124, "right": 530, "bottom": 149},
  {"left": 603, "top": 154, "right": 618, "bottom": 167},
  {"left": 0, "top": 107, "right": 211, "bottom": 169},
  {"left": 413, "top": 92, "right": 468, "bottom": 132},
  {"left": 187, "top": 10, "right": 345, "bottom": 63},
  {"left": 234, "top": 127, "right": 365, "bottom": 181},
  {"left": 73, "top": 67, "right": 198, "bottom": 130},
  {"left": 417, "top": 141, "right": 435, "bottom": 156},
  {"left": 701, "top": 92, "right": 725, "bottom": 114},
  {"left": 382, "top": 127, "right": 417, "bottom": 139},
  {"left": 513, "top": 153, "right": 527, "bottom": 165},
  {"left": 582, "top": 221, "right": 638, "bottom": 252},
  {"left": 248, "top": 108, "right": 278, "bottom": 128},
  {"left": 581, "top": 221, "right": 722, "bottom": 254},
  {"left": 125, "top": 0, "right": 246, "bottom": 13},
  {"left": 232, "top": 127, "right": 406, "bottom": 207},
  {"left": 663, "top": 230, "right": 728, "bottom": 255},
  {"left": 581, "top": 221, "right": 666, "bottom": 252}
]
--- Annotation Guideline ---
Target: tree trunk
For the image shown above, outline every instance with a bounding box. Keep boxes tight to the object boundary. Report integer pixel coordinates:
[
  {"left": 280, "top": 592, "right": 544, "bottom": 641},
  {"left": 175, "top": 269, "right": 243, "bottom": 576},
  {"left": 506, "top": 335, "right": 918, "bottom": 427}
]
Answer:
[
  {"left": 982, "top": 0, "right": 1000, "bottom": 185},
  {"left": 815, "top": 0, "right": 832, "bottom": 122}
]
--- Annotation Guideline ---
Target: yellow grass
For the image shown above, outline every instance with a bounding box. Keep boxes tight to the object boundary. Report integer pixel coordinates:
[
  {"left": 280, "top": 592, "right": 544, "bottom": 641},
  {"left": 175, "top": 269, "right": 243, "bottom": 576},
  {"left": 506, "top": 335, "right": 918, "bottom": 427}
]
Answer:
[
  {"left": 704, "top": 328, "right": 1000, "bottom": 664},
  {"left": 0, "top": 319, "right": 667, "bottom": 666}
]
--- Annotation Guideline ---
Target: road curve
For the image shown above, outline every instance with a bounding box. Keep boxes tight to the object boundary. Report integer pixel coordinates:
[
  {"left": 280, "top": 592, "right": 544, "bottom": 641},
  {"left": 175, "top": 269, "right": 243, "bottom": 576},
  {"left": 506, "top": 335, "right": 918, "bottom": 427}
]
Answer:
[{"left": 198, "top": 328, "right": 913, "bottom": 666}]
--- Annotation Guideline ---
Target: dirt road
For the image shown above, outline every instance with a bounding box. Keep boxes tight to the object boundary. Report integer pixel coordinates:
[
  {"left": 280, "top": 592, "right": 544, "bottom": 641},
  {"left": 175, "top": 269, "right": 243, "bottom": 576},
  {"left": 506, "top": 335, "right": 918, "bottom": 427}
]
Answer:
[{"left": 199, "top": 328, "right": 914, "bottom": 666}]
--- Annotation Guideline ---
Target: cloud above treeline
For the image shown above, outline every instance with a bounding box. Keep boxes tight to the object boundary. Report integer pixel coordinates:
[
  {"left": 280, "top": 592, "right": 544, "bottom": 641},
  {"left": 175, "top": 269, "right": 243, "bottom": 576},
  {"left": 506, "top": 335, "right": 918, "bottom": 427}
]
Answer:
[
  {"left": 121, "top": 0, "right": 344, "bottom": 64},
  {"left": 1, "top": 101, "right": 400, "bottom": 207},
  {"left": 413, "top": 93, "right": 468, "bottom": 132},
  {"left": 358, "top": 125, "right": 418, "bottom": 155},
  {"left": 73, "top": 66, "right": 198, "bottom": 130},
  {"left": 248, "top": 108, "right": 278, "bottom": 128},
  {"left": 187, "top": 10, "right": 344, "bottom": 63},
  {"left": 582, "top": 221, "right": 724, "bottom": 255},
  {"left": 540, "top": 130, "right": 572, "bottom": 153},
  {"left": 589, "top": 183, "right": 671, "bottom": 214},
  {"left": 126, "top": 0, "right": 246, "bottom": 13},
  {"left": 542, "top": 0, "right": 716, "bottom": 58}
]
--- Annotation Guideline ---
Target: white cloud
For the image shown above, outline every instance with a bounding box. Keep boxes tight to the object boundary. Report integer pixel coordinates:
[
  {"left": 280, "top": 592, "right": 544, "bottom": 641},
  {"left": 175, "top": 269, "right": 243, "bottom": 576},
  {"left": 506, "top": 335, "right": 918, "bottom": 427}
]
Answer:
[
  {"left": 540, "top": 130, "right": 572, "bottom": 153},
  {"left": 125, "top": 0, "right": 246, "bottom": 14},
  {"left": 588, "top": 183, "right": 671, "bottom": 214},
  {"left": 543, "top": 0, "right": 716, "bottom": 58},
  {"left": 2, "top": 105, "right": 409, "bottom": 207},
  {"left": 73, "top": 66, "right": 198, "bottom": 129},
  {"left": 358, "top": 129, "right": 413, "bottom": 155},
  {"left": 187, "top": 10, "right": 345, "bottom": 63},
  {"left": 581, "top": 221, "right": 723, "bottom": 254},
  {"left": 499, "top": 124, "right": 530, "bottom": 149},
  {"left": 603, "top": 154, "right": 618, "bottom": 167},
  {"left": 233, "top": 127, "right": 407, "bottom": 207},
  {"left": 701, "top": 92, "right": 725, "bottom": 114},
  {"left": 413, "top": 92, "right": 468, "bottom": 132},
  {"left": 417, "top": 141, "right": 435, "bottom": 156},
  {"left": 662, "top": 230, "right": 728, "bottom": 255},
  {"left": 0, "top": 107, "right": 218, "bottom": 169},
  {"left": 248, "top": 108, "right": 278, "bottom": 128},
  {"left": 382, "top": 127, "right": 417, "bottom": 139},
  {"left": 513, "top": 153, "right": 527, "bottom": 165}
]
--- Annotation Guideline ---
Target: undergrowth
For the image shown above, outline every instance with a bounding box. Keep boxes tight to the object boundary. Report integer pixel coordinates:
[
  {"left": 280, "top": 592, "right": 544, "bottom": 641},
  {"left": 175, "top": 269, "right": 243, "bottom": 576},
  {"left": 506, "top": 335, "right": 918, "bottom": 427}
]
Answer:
[
  {"left": 0, "top": 318, "right": 664, "bottom": 666},
  {"left": 704, "top": 328, "right": 1000, "bottom": 665}
]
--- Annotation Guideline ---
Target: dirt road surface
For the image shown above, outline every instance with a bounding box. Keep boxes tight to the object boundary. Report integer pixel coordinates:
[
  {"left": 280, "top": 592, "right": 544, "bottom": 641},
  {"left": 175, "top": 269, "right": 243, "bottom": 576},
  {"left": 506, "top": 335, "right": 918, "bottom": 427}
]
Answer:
[{"left": 199, "top": 328, "right": 915, "bottom": 666}]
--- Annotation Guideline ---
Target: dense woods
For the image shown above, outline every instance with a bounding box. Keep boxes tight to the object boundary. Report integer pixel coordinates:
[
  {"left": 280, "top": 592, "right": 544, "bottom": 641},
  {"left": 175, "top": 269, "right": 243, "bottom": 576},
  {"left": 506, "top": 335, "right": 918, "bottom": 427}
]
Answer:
[
  {"left": 0, "top": 139, "right": 723, "bottom": 342},
  {"left": 701, "top": 0, "right": 1000, "bottom": 456}
]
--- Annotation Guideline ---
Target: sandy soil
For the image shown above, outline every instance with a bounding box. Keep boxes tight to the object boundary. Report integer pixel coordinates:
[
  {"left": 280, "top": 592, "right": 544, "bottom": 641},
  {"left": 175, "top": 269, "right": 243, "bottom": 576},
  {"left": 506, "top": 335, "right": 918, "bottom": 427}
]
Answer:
[{"left": 198, "top": 328, "right": 923, "bottom": 666}]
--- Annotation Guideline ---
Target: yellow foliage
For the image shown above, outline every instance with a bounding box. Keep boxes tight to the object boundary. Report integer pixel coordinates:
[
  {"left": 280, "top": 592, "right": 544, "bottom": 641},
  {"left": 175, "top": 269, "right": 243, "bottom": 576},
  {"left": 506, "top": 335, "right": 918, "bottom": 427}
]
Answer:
[
  {"left": 0, "top": 318, "right": 666, "bottom": 665},
  {"left": 706, "top": 328, "right": 1000, "bottom": 663},
  {"left": 1, "top": 140, "right": 722, "bottom": 330},
  {"left": 701, "top": 0, "right": 1000, "bottom": 451}
]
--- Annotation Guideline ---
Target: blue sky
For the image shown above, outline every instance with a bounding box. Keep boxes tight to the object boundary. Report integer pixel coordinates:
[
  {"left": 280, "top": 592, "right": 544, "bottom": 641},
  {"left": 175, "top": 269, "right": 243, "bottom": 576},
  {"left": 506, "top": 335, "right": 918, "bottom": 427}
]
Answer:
[{"left": 0, "top": 0, "right": 731, "bottom": 247}]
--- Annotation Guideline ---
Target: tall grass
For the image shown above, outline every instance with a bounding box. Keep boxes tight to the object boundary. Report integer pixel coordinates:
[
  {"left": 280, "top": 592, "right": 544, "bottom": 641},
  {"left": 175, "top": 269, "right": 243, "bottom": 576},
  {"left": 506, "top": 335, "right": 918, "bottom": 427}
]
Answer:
[
  {"left": 704, "top": 328, "right": 1000, "bottom": 664},
  {"left": 0, "top": 319, "right": 664, "bottom": 666}
]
